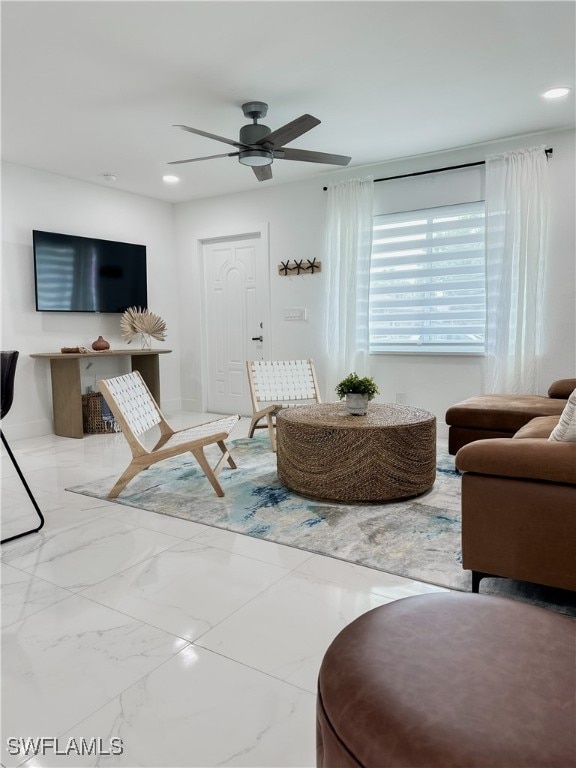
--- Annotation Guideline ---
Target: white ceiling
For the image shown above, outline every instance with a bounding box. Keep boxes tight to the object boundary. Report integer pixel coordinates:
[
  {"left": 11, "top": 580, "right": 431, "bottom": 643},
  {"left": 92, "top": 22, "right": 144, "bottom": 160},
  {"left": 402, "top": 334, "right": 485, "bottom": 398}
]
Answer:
[{"left": 2, "top": 1, "right": 574, "bottom": 203}]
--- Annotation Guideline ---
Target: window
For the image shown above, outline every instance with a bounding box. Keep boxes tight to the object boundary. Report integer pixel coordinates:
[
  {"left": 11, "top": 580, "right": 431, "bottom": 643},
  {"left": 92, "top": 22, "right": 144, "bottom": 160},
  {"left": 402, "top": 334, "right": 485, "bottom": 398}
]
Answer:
[{"left": 369, "top": 201, "right": 486, "bottom": 354}]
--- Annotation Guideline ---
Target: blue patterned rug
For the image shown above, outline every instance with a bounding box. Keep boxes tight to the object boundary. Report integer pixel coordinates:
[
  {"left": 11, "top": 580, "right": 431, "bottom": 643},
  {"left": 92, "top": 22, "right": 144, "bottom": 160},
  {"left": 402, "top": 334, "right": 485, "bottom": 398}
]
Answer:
[{"left": 68, "top": 433, "right": 576, "bottom": 615}]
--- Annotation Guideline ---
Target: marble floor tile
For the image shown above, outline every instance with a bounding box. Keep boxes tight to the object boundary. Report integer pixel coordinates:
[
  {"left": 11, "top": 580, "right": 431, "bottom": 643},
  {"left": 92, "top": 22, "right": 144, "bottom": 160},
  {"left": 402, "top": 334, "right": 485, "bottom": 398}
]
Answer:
[
  {"left": 1, "top": 449, "right": 61, "bottom": 479},
  {"left": 1, "top": 473, "right": 46, "bottom": 498},
  {"left": 9, "top": 464, "right": 115, "bottom": 494},
  {"left": 4, "top": 485, "right": 111, "bottom": 514},
  {"left": 2, "top": 516, "right": 184, "bottom": 591},
  {"left": 196, "top": 568, "right": 393, "bottom": 693},
  {"left": 80, "top": 541, "right": 290, "bottom": 641},
  {"left": 100, "top": 505, "right": 207, "bottom": 540},
  {"left": 1, "top": 563, "right": 72, "bottom": 627},
  {"left": 190, "top": 526, "right": 314, "bottom": 569},
  {"left": 295, "top": 553, "right": 450, "bottom": 600},
  {"left": 1, "top": 487, "right": 28, "bottom": 517},
  {"left": 21, "top": 646, "right": 316, "bottom": 768},
  {"left": 1, "top": 504, "right": 44, "bottom": 535},
  {"left": 1, "top": 594, "right": 188, "bottom": 767},
  {"left": 1, "top": 492, "right": 117, "bottom": 547}
]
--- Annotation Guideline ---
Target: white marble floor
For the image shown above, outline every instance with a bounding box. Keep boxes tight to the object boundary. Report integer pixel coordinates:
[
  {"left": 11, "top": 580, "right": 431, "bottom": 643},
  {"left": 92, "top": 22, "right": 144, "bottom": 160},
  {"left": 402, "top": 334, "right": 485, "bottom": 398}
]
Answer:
[{"left": 1, "top": 413, "right": 448, "bottom": 768}]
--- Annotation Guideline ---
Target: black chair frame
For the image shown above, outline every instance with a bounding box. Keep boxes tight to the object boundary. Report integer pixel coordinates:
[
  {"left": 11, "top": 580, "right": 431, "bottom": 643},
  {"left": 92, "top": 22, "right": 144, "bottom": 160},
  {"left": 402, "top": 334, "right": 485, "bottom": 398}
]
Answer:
[{"left": 1, "top": 351, "right": 45, "bottom": 544}]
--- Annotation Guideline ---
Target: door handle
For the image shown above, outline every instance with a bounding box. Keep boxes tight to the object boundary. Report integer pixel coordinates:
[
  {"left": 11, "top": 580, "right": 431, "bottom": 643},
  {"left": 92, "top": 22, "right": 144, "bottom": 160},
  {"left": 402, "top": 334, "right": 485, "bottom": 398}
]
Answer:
[{"left": 251, "top": 336, "right": 263, "bottom": 342}]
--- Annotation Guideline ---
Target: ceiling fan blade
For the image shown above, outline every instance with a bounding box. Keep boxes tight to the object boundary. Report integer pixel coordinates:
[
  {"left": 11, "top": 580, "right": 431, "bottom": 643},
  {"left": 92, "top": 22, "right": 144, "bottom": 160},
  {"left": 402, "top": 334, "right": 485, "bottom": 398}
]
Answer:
[
  {"left": 173, "top": 124, "right": 249, "bottom": 149},
  {"left": 278, "top": 147, "right": 351, "bottom": 166},
  {"left": 256, "top": 114, "right": 321, "bottom": 148},
  {"left": 168, "top": 152, "right": 239, "bottom": 165},
  {"left": 252, "top": 165, "right": 273, "bottom": 181}
]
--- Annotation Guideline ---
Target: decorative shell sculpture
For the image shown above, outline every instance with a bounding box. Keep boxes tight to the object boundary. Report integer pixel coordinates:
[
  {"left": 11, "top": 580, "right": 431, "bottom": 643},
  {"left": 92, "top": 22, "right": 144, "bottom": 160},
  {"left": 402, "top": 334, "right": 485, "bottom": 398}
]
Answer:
[{"left": 120, "top": 307, "right": 167, "bottom": 344}]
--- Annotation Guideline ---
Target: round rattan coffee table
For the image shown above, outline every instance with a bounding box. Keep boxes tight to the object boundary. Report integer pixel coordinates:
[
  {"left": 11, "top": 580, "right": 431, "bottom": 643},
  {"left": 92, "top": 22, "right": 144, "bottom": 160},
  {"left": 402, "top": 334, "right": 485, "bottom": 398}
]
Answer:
[{"left": 276, "top": 402, "right": 436, "bottom": 503}]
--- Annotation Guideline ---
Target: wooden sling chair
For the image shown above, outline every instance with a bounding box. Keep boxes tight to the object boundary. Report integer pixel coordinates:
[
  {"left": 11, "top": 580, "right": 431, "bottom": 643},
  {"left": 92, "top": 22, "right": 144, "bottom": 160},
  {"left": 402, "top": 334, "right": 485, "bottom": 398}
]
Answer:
[
  {"left": 98, "top": 371, "right": 239, "bottom": 498},
  {"left": 246, "top": 359, "right": 321, "bottom": 451}
]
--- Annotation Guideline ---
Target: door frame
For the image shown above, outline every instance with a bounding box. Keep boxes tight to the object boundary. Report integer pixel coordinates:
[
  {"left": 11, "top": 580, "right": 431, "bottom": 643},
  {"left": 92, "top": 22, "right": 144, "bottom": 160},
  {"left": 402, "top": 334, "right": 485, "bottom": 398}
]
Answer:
[{"left": 196, "top": 222, "right": 271, "bottom": 413}]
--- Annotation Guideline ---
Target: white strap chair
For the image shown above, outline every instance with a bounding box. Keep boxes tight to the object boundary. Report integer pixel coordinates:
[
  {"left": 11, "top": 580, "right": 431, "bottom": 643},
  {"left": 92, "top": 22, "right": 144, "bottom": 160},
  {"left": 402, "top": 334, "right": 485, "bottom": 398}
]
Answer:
[
  {"left": 246, "top": 359, "right": 321, "bottom": 451},
  {"left": 98, "top": 371, "right": 239, "bottom": 498}
]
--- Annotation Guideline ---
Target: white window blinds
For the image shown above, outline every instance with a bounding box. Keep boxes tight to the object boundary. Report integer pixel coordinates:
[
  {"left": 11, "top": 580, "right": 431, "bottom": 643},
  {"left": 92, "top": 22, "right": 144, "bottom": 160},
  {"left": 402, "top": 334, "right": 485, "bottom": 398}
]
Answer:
[{"left": 369, "top": 201, "right": 486, "bottom": 353}]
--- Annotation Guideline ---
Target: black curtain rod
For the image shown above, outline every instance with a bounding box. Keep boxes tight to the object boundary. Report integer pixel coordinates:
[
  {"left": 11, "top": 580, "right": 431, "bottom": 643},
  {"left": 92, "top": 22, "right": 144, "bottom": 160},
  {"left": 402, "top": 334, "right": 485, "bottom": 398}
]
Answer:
[{"left": 322, "top": 148, "right": 553, "bottom": 190}]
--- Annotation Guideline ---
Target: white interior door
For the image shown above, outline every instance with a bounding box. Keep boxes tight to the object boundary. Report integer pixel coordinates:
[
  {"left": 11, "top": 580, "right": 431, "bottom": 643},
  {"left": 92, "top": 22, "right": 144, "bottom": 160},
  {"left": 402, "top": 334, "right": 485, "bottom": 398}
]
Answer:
[{"left": 202, "top": 232, "right": 270, "bottom": 416}]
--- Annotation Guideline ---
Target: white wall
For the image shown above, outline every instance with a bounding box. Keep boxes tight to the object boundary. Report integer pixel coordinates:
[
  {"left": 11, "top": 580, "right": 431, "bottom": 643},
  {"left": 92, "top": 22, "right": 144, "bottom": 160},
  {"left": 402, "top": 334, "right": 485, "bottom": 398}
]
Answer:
[
  {"left": 174, "top": 128, "right": 576, "bottom": 434},
  {"left": 1, "top": 163, "right": 180, "bottom": 439}
]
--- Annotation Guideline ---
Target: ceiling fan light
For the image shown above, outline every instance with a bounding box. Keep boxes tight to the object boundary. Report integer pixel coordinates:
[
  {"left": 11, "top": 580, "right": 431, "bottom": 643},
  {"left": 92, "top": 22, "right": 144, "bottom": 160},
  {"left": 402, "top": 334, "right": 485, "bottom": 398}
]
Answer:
[{"left": 238, "top": 149, "right": 273, "bottom": 167}]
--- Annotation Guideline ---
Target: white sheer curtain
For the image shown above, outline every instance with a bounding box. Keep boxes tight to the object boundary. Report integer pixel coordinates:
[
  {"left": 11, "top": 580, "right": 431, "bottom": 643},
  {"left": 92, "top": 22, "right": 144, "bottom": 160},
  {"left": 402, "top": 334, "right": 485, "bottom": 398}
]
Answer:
[
  {"left": 485, "top": 146, "right": 549, "bottom": 394},
  {"left": 324, "top": 177, "right": 374, "bottom": 398}
]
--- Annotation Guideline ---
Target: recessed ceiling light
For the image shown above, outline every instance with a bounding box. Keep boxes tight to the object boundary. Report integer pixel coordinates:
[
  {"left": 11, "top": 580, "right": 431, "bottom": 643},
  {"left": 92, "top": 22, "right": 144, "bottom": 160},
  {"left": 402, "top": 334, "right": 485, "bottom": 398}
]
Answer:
[
  {"left": 162, "top": 175, "right": 180, "bottom": 184},
  {"left": 542, "top": 87, "right": 572, "bottom": 99},
  {"left": 100, "top": 173, "right": 118, "bottom": 183}
]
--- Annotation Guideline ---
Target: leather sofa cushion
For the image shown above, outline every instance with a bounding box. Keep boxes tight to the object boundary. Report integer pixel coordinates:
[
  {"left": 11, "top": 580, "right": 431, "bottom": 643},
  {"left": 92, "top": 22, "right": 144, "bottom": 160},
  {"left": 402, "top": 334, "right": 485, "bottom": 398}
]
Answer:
[
  {"left": 446, "top": 394, "right": 566, "bottom": 431},
  {"left": 514, "top": 415, "right": 559, "bottom": 439},
  {"left": 548, "top": 378, "right": 576, "bottom": 398},
  {"left": 456, "top": 437, "right": 576, "bottom": 484}
]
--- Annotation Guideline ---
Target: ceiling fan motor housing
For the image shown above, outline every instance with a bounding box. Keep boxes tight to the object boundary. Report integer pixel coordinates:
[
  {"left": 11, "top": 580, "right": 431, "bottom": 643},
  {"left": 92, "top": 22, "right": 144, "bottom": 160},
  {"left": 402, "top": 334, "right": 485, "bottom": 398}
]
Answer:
[{"left": 239, "top": 122, "right": 271, "bottom": 146}]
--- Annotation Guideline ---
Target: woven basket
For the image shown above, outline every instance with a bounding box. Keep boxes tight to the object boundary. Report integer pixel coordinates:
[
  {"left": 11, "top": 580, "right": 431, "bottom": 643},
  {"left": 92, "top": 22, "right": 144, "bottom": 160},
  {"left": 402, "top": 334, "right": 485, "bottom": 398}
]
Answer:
[{"left": 81, "top": 392, "right": 117, "bottom": 434}]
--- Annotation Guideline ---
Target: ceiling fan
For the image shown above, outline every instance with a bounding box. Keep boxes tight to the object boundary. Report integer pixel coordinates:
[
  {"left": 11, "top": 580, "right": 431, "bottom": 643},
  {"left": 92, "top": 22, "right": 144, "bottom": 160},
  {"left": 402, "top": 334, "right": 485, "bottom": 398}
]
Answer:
[{"left": 168, "top": 101, "right": 351, "bottom": 181}]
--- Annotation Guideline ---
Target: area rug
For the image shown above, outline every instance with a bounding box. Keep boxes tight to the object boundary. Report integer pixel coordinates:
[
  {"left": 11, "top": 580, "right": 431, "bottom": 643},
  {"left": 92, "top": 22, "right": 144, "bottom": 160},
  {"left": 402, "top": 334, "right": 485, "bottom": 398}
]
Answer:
[{"left": 67, "top": 433, "right": 576, "bottom": 616}]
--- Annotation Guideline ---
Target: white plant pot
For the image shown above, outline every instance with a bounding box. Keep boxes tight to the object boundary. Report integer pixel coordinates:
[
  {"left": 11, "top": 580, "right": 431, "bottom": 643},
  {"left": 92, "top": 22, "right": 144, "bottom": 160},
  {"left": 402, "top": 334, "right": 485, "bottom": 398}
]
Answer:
[{"left": 345, "top": 393, "right": 370, "bottom": 415}]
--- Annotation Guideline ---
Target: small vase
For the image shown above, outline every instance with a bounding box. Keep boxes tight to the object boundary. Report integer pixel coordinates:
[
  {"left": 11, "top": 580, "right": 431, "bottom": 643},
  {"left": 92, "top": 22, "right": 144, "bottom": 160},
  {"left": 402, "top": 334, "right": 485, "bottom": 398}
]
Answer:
[
  {"left": 91, "top": 335, "right": 110, "bottom": 351},
  {"left": 140, "top": 333, "right": 152, "bottom": 350},
  {"left": 345, "top": 393, "right": 369, "bottom": 416}
]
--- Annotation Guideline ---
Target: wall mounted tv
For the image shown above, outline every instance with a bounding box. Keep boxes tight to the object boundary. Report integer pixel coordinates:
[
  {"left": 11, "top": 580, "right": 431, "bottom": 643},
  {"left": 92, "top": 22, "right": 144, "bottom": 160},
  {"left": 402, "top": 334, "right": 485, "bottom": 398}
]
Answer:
[{"left": 33, "top": 230, "right": 148, "bottom": 313}]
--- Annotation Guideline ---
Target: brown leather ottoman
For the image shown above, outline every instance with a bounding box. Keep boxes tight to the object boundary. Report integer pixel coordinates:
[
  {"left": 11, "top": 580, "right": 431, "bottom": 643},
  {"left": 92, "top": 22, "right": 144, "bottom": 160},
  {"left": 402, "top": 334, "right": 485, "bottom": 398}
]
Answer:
[{"left": 317, "top": 593, "right": 576, "bottom": 768}]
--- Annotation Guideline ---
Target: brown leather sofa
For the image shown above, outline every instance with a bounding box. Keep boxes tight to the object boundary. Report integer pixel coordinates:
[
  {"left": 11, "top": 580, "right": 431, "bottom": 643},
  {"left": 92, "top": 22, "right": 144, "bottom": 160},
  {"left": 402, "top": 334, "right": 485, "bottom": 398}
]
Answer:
[
  {"left": 445, "top": 378, "right": 575, "bottom": 454},
  {"left": 455, "top": 412, "right": 576, "bottom": 593}
]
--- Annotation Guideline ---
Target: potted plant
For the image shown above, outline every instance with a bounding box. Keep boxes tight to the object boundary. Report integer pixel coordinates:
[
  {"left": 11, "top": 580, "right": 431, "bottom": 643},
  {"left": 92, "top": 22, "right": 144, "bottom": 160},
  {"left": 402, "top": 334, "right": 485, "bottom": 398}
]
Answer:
[{"left": 335, "top": 372, "right": 380, "bottom": 415}]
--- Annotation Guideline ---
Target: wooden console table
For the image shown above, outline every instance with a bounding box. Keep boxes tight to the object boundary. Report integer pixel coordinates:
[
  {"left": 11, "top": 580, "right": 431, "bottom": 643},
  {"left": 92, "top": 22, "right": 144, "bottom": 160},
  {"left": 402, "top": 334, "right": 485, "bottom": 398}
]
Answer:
[{"left": 30, "top": 350, "right": 172, "bottom": 438}]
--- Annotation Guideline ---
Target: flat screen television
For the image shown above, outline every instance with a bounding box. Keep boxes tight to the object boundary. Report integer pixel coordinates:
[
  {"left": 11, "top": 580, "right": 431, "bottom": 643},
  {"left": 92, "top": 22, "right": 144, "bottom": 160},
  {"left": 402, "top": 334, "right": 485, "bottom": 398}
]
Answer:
[{"left": 33, "top": 230, "right": 148, "bottom": 313}]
